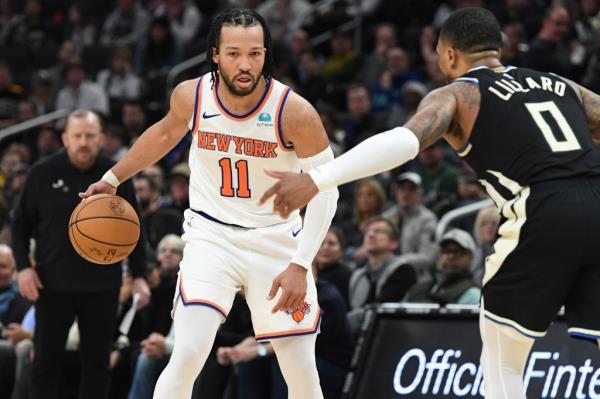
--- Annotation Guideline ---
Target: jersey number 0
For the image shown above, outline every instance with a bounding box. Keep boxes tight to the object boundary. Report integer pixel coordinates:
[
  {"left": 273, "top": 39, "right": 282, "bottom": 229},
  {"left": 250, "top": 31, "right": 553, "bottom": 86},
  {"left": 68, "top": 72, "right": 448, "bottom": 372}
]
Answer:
[
  {"left": 525, "top": 101, "right": 582, "bottom": 153},
  {"left": 219, "top": 158, "right": 251, "bottom": 198}
]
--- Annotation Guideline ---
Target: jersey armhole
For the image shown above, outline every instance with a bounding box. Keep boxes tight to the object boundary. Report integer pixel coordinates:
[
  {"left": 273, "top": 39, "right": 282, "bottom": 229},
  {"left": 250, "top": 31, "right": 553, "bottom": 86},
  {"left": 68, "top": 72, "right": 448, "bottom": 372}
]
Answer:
[
  {"left": 188, "top": 77, "right": 203, "bottom": 136},
  {"left": 275, "top": 86, "right": 294, "bottom": 151}
]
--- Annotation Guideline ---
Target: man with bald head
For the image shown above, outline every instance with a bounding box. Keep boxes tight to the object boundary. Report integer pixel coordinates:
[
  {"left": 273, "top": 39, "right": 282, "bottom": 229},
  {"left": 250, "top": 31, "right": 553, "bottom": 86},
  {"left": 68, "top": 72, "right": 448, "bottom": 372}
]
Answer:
[{"left": 11, "top": 110, "right": 148, "bottom": 399}]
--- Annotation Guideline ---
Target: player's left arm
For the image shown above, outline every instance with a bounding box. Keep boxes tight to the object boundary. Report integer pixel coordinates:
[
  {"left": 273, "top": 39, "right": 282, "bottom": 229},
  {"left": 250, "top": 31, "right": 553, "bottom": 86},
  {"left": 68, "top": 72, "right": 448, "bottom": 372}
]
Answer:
[
  {"left": 266, "top": 92, "right": 339, "bottom": 314},
  {"left": 559, "top": 77, "right": 600, "bottom": 142}
]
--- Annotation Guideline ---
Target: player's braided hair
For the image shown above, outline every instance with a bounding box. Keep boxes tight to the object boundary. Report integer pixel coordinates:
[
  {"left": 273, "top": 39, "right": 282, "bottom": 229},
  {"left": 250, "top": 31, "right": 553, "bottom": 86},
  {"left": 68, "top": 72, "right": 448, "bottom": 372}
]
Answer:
[
  {"left": 206, "top": 8, "right": 276, "bottom": 87},
  {"left": 440, "top": 7, "right": 503, "bottom": 54}
]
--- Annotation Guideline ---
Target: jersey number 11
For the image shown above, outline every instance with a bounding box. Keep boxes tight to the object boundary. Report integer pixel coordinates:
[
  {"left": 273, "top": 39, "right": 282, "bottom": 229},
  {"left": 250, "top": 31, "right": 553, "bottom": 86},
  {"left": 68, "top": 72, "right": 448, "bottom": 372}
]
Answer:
[{"left": 219, "top": 158, "right": 251, "bottom": 198}]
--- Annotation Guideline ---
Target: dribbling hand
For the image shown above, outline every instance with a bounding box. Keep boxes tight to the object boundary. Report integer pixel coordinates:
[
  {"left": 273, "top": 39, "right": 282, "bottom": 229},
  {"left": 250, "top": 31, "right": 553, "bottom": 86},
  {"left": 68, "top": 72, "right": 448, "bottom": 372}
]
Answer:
[
  {"left": 78, "top": 180, "right": 116, "bottom": 199},
  {"left": 17, "top": 268, "right": 43, "bottom": 301},
  {"left": 268, "top": 263, "right": 307, "bottom": 314}
]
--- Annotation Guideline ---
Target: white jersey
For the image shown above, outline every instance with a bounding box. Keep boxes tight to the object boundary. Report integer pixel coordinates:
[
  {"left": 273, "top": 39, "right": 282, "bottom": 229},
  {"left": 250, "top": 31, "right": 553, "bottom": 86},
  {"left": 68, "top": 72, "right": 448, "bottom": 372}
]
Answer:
[{"left": 186, "top": 73, "right": 301, "bottom": 228}]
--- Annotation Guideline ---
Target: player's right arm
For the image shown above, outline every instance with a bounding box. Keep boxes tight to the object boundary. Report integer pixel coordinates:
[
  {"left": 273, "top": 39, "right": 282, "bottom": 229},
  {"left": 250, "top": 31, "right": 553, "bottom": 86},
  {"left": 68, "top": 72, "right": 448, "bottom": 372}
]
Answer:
[
  {"left": 261, "top": 86, "right": 459, "bottom": 217},
  {"left": 79, "top": 79, "right": 196, "bottom": 197}
]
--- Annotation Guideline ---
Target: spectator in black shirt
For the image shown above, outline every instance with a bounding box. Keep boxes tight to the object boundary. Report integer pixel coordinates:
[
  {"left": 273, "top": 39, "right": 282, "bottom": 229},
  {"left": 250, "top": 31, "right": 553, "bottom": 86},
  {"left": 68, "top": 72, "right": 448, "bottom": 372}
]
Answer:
[
  {"left": 525, "top": 6, "right": 574, "bottom": 78},
  {"left": 11, "top": 109, "right": 149, "bottom": 399},
  {"left": 314, "top": 226, "right": 352, "bottom": 307},
  {"left": 133, "top": 173, "right": 183, "bottom": 249}
]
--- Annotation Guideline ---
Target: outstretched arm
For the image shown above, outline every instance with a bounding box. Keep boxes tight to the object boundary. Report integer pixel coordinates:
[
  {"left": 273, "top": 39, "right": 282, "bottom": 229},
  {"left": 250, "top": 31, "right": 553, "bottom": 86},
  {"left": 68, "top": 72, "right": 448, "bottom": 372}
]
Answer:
[
  {"left": 260, "top": 86, "right": 457, "bottom": 217},
  {"left": 80, "top": 79, "right": 196, "bottom": 197}
]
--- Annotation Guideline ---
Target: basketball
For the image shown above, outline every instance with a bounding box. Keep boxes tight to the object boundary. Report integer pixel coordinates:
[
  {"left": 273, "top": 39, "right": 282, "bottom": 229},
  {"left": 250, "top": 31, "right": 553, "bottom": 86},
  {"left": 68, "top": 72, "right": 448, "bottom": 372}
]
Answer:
[{"left": 69, "top": 194, "right": 140, "bottom": 265}]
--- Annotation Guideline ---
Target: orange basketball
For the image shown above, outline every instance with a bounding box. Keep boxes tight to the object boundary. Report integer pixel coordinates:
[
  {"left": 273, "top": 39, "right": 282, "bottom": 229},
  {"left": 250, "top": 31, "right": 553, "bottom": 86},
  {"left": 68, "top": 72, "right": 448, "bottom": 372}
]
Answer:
[{"left": 69, "top": 193, "right": 140, "bottom": 265}]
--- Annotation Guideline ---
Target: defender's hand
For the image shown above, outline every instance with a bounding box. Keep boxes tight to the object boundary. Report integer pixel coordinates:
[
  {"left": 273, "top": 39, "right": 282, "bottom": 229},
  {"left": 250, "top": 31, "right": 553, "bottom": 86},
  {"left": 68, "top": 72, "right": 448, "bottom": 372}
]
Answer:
[
  {"left": 259, "top": 170, "right": 319, "bottom": 219},
  {"left": 79, "top": 180, "right": 116, "bottom": 199},
  {"left": 17, "top": 268, "right": 43, "bottom": 301},
  {"left": 268, "top": 263, "right": 308, "bottom": 314}
]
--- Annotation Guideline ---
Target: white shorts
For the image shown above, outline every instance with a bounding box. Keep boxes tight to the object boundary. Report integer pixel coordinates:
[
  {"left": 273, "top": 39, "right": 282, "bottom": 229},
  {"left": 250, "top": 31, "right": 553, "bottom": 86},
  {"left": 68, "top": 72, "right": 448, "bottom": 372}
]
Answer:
[{"left": 173, "top": 209, "right": 321, "bottom": 342}]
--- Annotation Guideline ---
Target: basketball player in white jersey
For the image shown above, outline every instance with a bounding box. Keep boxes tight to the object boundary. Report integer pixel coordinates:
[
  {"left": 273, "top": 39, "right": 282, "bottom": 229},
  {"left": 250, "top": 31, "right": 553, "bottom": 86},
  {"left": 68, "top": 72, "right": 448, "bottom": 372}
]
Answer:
[{"left": 80, "top": 8, "right": 337, "bottom": 399}]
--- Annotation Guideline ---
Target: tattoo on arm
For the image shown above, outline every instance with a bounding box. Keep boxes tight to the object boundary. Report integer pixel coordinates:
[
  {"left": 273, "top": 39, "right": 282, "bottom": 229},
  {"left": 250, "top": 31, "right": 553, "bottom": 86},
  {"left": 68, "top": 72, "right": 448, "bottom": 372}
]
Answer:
[
  {"left": 560, "top": 77, "right": 600, "bottom": 141},
  {"left": 580, "top": 87, "right": 600, "bottom": 141},
  {"left": 404, "top": 86, "right": 458, "bottom": 149}
]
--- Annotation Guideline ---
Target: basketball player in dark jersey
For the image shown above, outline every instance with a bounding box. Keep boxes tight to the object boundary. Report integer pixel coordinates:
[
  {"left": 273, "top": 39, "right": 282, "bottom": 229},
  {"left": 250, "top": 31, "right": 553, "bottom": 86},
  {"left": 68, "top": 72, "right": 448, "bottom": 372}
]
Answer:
[{"left": 260, "top": 7, "right": 600, "bottom": 399}]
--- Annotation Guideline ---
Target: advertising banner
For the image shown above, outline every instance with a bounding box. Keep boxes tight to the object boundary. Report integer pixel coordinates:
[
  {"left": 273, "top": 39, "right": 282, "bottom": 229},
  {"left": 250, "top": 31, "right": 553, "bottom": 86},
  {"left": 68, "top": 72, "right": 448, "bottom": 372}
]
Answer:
[{"left": 347, "top": 305, "right": 600, "bottom": 398}]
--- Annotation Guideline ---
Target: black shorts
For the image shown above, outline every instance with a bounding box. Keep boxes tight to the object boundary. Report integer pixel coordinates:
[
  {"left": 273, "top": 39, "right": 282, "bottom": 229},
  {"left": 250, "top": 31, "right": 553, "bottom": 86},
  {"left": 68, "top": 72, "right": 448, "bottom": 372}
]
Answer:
[{"left": 482, "top": 177, "right": 600, "bottom": 341}]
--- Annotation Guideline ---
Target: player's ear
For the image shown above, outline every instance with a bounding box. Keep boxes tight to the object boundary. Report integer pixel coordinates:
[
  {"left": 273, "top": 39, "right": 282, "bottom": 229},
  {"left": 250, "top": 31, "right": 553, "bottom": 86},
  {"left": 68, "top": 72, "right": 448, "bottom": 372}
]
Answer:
[
  {"left": 447, "top": 47, "right": 457, "bottom": 69},
  {"left": 211, "top": 47, "right": 219, "bottom": 64}
]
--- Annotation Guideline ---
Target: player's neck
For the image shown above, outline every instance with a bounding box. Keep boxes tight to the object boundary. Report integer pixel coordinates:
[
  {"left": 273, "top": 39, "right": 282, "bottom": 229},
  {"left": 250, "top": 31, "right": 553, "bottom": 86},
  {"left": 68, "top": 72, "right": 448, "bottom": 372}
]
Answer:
[
  {"left": 466, "top": 51, "right": 503, "bottom": 72},
  {"left": 216, "top": 76, "right": 268, "bottom": 115}
]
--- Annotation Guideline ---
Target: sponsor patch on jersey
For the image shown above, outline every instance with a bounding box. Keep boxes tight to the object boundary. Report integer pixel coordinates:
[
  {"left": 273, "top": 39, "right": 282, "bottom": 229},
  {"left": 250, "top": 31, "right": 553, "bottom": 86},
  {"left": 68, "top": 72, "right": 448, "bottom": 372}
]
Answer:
[{"left": 257, "top": 112, "right": 274, "bottom": 127}]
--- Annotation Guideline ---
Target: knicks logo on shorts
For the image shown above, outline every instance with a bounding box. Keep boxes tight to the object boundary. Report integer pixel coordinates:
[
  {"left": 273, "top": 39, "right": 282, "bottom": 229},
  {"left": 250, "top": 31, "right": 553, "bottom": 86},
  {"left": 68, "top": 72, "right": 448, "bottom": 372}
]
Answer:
[{"left": 288, "top": 301, "right": 311, "bottom": 323}]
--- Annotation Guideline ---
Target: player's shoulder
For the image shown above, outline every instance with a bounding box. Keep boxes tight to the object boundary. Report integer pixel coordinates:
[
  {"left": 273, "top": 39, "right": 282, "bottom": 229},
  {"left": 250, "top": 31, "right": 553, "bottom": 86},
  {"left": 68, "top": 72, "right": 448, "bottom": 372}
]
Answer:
[
  {"left": 171, "top": 77, "right": 203, "bottom": 103},
  {"left": 279, "top": 89, "right": 319, "bottom": 128},
  {"left": 169, "top": 76, "right": 204, "bottom": 119},
  {"left": 445, "top": 80, "right": 481, "bottom": 108}
]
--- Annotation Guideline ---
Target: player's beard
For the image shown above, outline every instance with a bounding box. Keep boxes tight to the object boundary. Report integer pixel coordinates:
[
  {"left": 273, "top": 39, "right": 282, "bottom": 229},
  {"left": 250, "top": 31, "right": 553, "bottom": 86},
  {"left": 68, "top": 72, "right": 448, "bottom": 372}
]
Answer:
[{"left": 218, "top": 68, "right": 261, "bottom": 97}]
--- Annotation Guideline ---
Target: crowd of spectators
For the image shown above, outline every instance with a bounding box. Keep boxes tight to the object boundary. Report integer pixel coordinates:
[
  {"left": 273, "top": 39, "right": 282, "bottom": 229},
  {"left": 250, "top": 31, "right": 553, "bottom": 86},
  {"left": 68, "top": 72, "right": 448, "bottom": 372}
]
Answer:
[{"left": 0, "top": 0, "right": 596, "bottom": 397}]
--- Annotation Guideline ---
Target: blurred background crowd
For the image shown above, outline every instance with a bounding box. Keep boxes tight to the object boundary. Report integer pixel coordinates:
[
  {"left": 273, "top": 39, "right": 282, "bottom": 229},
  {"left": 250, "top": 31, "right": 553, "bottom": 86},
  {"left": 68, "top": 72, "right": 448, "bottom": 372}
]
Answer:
[{"left": 0, "top": 0, "right": 596, "bottom": 398}]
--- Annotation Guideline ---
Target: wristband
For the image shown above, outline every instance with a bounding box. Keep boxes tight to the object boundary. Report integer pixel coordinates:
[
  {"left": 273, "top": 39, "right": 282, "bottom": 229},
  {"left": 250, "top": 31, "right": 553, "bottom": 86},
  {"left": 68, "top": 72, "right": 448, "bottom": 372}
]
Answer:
[{"left": 102, "top": 170, "right": 120, "bottom": 188}]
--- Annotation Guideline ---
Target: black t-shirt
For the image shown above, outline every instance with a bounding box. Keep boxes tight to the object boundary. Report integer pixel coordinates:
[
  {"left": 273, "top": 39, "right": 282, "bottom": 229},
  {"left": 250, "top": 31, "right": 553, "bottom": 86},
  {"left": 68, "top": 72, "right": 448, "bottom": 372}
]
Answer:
[{"left": 11, "top": 150, "right": 147, "bottom": 292}]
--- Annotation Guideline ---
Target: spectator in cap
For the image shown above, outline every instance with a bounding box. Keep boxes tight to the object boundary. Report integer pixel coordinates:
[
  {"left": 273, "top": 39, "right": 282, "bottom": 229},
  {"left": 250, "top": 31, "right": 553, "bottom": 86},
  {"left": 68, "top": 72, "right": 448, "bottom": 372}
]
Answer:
[
  {"left": 403, "top": 229, "right": 481, "bottom": 305},
  {"left": 166, "top": 163, "right": 189, "bottom": 213},
  {"left": 56, "top": 59, "right": 110, "bottom": 117},
  {"left": 401, "top": 81, "right": 427, "bottom": 118},
  {"left": 382, "top": 172, "right": 438, "bottom": 283}
]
